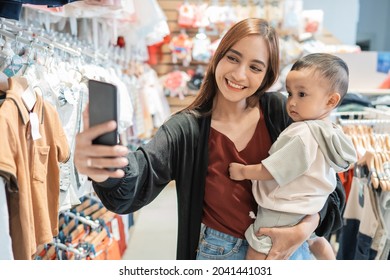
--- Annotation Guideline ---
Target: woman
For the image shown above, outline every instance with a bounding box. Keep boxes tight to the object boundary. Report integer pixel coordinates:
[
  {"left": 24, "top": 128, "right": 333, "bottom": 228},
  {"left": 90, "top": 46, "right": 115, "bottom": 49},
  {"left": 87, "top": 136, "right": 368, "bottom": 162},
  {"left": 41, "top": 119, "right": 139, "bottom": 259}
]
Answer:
[{"left": 74, "top": 18, "right": 345, "bottom": 260}]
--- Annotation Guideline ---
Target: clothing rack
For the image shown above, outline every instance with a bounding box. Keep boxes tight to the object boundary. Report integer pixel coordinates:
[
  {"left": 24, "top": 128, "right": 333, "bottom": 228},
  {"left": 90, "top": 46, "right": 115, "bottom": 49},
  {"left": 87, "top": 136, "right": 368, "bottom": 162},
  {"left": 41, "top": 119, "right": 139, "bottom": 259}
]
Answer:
[
  {"left": 1, "top": 22, "right": 81, "bottom": 57},
  {"left": 1, "top": 17, "right": 84, "bottom": 58},
  {"left": 333, "top": 107, "right": 390, "bottom": 120},
  {"left": 48, "top": 240, "right": 88, "bottom": 259},
  {"left": 338, "top": 118, "right": 390, "bottom": 134},
  {"left": 335, "top": 105, "right": 390, "bottom": 259},
  {"left": 338, "top": 119, "right": 390, "bottom": 126},
  {"left": 0, "top": 26, "right": 47, "bottom": 52},
  {"left": 60, "top": 210, "right": 100, "bottom": 229},
  {"left": 331, "top": 111, "right": 370, "bottom": 119}
]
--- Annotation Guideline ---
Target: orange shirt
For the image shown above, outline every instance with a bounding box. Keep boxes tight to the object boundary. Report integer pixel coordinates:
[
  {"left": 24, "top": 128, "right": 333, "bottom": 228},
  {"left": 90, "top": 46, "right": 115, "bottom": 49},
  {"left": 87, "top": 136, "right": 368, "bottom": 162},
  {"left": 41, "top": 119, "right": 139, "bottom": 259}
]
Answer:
[{"left": 0, "top": 77, "right": 70, "bottom": 259}]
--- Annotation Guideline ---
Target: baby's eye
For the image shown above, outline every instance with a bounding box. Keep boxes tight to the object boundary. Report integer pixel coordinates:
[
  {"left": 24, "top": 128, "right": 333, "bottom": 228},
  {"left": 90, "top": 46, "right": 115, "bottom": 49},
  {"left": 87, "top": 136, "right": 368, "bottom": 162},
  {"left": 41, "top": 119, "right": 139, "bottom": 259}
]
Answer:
[{"left": 299, "top": 92, "right": 306, "bottom": 97}]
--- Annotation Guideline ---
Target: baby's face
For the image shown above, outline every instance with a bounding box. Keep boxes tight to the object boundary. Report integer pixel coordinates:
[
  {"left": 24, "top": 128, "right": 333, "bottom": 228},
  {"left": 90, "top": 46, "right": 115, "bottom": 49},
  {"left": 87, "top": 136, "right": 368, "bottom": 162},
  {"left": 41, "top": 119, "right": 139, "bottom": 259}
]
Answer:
[{"left": 285, "top": 69, "right": 333, "bottom": 122}]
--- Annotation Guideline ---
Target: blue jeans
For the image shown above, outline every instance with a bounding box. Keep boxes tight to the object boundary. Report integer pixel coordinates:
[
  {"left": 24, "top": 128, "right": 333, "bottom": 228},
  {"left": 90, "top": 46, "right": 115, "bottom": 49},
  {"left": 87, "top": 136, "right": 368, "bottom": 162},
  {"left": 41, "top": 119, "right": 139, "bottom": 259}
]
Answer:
[{"left": 196, "top": 224, "right": 313, "bottom": 260}]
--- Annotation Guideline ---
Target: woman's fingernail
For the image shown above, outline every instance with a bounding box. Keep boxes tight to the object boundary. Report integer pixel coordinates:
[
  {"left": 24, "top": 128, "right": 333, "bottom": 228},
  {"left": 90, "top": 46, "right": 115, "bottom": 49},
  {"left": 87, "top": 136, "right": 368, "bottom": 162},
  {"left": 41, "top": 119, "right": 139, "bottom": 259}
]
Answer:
[{"left": 115, "top": 146, "right": 128, "bottom": 154}]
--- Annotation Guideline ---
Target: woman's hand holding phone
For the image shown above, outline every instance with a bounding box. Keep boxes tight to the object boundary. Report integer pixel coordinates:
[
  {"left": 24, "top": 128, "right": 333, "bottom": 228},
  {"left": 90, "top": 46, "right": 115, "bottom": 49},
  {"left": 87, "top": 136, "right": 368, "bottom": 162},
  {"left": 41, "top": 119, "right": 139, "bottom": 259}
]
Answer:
[{"left": 74, "top": 105, "right": 129, "bottom": 182}]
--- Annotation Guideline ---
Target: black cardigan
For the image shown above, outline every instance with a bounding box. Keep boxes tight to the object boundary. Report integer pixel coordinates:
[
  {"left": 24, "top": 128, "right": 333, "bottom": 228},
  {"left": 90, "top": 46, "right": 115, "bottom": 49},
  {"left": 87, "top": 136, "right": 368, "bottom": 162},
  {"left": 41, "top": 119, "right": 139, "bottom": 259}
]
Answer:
[{"left": 93, "top": 92, "right": 345, "bottom": 259}]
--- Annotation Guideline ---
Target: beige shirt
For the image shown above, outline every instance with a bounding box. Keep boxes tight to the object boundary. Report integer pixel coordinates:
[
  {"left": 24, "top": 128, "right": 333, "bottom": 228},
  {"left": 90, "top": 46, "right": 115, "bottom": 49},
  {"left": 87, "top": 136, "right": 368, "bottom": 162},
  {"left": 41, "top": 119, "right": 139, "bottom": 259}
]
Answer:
[
  {"left": 0, "top": 77, "right": 70, "bottom": 259},
  {"left": 255, "top": 121, "right": 356, "bottom": 215}
]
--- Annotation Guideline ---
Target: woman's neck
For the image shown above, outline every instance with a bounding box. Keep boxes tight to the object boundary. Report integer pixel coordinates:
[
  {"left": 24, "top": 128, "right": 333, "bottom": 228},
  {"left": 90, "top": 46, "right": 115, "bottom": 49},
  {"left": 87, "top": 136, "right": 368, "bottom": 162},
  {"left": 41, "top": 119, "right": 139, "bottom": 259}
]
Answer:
[{"left": 212, "top": 94, "right": 250, "bottom": 122}]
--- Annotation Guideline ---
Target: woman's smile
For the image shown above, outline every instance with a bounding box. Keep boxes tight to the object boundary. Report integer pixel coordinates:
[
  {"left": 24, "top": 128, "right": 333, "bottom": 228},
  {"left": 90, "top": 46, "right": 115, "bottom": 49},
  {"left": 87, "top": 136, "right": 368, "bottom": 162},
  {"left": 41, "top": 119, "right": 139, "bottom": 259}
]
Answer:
[{"left": 226, "top": 79, "right": 246, "bottom": 91}]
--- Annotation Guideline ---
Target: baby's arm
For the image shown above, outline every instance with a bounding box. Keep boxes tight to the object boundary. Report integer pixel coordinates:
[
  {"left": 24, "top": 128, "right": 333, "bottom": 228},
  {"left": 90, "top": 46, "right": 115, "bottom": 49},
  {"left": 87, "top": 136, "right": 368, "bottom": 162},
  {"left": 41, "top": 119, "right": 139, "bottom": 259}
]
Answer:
[{"left": 229, "top": 162, "right": 274, "bottom": 181}]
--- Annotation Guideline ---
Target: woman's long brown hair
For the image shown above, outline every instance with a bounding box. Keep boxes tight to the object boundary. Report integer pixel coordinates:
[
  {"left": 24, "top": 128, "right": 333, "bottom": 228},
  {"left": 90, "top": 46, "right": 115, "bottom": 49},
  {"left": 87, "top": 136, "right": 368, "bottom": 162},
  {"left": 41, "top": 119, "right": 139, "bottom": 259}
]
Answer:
[{"left": 181, "top": 18, "right": 280, "bottom": 116}]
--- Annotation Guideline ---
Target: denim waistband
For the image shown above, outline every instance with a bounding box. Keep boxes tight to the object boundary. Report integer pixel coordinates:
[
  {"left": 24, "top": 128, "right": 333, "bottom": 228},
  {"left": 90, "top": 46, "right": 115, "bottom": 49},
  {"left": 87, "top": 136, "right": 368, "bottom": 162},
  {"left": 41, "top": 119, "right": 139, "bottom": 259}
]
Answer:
[{"left": 200, "top": 223, "right": 247, "bottom": 244}]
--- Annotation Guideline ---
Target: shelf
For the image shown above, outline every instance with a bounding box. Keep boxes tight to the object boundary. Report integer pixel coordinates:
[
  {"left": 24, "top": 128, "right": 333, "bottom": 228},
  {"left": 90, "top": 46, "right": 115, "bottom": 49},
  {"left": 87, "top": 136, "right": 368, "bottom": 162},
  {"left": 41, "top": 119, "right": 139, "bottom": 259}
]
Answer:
[{"left": 349, "top": 89, "right": 390, "bottom": 95}]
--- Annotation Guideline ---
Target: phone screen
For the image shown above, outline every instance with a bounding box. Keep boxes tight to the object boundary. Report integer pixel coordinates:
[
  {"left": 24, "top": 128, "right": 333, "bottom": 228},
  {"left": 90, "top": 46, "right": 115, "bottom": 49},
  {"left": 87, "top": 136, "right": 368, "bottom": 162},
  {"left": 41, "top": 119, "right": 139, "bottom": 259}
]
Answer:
[{"left": 88, "top": 79, "right": 118, "bottom": 146}]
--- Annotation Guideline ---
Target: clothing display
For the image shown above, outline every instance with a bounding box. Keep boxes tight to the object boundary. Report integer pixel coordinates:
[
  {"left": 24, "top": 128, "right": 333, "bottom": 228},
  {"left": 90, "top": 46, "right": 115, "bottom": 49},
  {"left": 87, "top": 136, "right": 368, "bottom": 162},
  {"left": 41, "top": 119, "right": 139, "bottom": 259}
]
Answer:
[
  {"left": 0, "top": 77, "right": 70, "bottom": 259},
  {"left": 0, "top": 0, "right": 389, "bottom": 262},
  {"left": 0, "top": 0, "right": 169, "bottom": 260},
  {"left": 334, "top": 116, "right": 390, "bottom": 260}
]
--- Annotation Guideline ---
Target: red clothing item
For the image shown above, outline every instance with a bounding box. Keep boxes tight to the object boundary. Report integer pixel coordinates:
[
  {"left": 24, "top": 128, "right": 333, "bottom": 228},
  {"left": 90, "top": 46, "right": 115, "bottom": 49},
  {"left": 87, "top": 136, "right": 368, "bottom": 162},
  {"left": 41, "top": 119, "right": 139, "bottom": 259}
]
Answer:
[
  {"left": 203, "top": 108, "right": 272, "bottom": 238},
  {"left": 87, "top": 234, "right": 121, "bottom": 260},
  {"left": 379, "top": 74, "right": 390, "bottom": 89},
  {"left": 338, "top": 168, "right": 354, "bottom": 202},
  {"left": 105, "top": 214, "right": 127, "bottom": 257}
]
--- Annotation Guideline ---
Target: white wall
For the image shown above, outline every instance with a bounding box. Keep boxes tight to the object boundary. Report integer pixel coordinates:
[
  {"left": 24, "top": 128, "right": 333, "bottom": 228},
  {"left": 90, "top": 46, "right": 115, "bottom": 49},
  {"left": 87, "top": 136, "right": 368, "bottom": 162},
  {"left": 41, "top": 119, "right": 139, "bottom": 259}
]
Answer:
[
  {"left": 357, "top": 0, "right": 390, "bottom": 51},
  {"left": 302, "top": 0, "right": 359, "bottom": 45}
]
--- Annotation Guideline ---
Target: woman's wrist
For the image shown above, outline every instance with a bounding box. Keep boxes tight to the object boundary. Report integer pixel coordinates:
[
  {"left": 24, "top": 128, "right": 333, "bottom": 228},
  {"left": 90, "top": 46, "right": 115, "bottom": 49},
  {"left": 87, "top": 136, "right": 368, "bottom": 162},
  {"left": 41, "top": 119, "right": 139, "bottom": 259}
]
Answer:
[{"left": 299, "top": 214, "right": 320, "bottom": 239}]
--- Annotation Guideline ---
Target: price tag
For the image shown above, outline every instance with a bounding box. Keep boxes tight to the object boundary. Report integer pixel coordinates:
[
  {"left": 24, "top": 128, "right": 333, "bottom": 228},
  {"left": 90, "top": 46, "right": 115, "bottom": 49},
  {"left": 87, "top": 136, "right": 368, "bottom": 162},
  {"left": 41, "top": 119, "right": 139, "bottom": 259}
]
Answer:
[
  {"left": 110, "top": 217, "right": 121, "bottom": 241},
  {"left": 30, "top": 112, "right": 41, "bottom": 140},
  {"left": 21, "top": 86, "right": 36, "bottom": 111}
]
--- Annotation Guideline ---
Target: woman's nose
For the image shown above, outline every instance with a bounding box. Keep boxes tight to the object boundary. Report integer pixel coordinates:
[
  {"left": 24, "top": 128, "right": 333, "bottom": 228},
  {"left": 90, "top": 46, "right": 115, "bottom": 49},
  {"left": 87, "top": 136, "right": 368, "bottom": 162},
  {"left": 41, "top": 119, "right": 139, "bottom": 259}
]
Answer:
[{"left": 231, "top": 65, "right": 246, "bottom": 81}]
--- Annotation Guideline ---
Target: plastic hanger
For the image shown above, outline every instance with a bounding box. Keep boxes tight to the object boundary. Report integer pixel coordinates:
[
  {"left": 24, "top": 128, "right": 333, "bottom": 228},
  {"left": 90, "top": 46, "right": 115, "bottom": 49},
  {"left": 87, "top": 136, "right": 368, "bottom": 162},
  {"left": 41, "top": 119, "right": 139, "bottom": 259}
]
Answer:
[
  {"left": 91, "top": 206, "right": 108, "bottom": 221},
  {"left": 81, "top": 203, "right": 100, "bottom": 217},
  {"left": 358, "top": 151, "right": 379, "bottom": 189}
]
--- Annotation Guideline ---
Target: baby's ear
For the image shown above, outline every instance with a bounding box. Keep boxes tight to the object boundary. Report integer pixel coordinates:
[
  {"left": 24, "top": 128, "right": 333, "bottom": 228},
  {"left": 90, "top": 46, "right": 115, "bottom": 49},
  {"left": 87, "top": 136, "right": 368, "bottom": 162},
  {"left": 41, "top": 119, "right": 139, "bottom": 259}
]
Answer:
[{"left": 327, "top": 92, "right": 341, "bottom": 108}]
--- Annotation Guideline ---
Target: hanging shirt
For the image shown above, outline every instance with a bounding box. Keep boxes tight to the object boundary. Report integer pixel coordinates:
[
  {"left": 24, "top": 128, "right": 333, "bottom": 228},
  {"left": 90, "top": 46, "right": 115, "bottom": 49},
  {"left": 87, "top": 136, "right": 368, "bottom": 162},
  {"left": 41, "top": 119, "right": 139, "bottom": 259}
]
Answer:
[
  {"left": 0, "top": 77, "right": 70, "bottom": 259},
  {"left": 257, "top": 120, "right": 357, "bottom": 215}
]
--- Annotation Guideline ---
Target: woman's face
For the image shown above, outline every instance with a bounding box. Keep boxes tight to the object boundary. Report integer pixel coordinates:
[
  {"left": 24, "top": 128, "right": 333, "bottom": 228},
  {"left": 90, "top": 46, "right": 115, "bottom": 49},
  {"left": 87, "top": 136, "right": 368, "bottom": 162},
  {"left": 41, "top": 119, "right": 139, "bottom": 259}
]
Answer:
[{"left": 215, "top": 35, "right": 269, "bottom": 104}]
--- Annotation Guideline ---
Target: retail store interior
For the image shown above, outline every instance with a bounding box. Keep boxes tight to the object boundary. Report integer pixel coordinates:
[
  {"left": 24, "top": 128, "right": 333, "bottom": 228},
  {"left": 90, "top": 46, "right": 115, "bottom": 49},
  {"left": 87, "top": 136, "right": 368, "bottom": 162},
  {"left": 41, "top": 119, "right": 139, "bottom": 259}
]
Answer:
[{"left": 1, "top": 0, "right": 390, "bottom": 260}]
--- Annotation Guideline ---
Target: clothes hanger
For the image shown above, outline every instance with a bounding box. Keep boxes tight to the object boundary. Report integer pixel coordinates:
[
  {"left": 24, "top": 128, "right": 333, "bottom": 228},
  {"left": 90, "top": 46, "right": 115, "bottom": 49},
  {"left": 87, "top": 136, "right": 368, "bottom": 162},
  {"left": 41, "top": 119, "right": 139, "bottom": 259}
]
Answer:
[
  {"left": 42, "top": 244, "right": 56, "bottom": 260},
  {"left": 91, "top": 206, "right": 107, "bottom": 221},
  {"left": 81, "top": 203, "right": 100, "bottom": 217},
  {"left": 359, "top": 151, "right": 379, "bottom": 189},
  {"left": 374, "top": 152, "right": 388, "bottom": 191},
  {"left": 33, "top": 244, "right": 46, "bottom": 259},
  {"left": 99, "top": 210, "right": 116, "bottom": 224},
  {"left": 84, "top": 229, "right": 99, "bottom": 243},
  {"left": 90, "top": 228, "right": 109, "bottom": 248},
  {"left": 69, "top": 223, "right": 86, "bottom": 244},
  {"left": 61, "top": 217, "right": 77, "bottom": 237},
  {"left": 380, "top": 151, "right": 390, "bottom": 181},
  {"left": 73, "top": 197, "right": 92, "bottom": 213},
  {"left": 385, "top": 135, "right": 390, "bottom": 150}
]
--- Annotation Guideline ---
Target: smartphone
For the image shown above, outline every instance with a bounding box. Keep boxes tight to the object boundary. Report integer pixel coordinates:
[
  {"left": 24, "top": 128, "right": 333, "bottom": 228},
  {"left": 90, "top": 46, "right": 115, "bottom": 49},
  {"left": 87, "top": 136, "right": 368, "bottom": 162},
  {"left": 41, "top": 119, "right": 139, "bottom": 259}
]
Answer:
[{"left": 88, "top": 79, "right": 118, "bottom": 146}]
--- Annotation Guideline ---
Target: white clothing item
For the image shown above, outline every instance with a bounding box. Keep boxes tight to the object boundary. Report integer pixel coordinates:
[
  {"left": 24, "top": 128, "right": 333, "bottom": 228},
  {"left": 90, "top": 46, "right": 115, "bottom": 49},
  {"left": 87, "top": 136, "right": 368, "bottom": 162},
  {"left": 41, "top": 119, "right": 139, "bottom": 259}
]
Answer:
[
  {"left": 246, "top": 207, "right": 309, "bottom": 255},
  {"left": 62, "top": 1, "right": 122, "bottom": 18},
  {"left": 0, "top": 177, "right": 14, "bottom": 260},
  {"left": 254, "top": 120, "right": 357, "bottom": 215},
  {"left": 192, "top": 31, "right": 211, "bottom": 63},
  {"left": 76, "top": 180, "right": 95, "bottom": 200},
  {"left": 139, "top": 67, "right": 170, "bottom": 127},
  {"left": 30, "top": 65, "right": 89, "bottom": 210},
  {"left": 81, "top": 64, "right": 133, "bottom": 134},
  {"left": 145, "top": 20, "right": 170, "bottom": 46},
  {"left": 134, "top": 0, "right": 166, "bottom": 37},
  {"left": 107, "top": 68, "right": 134, "bottom": 134},
  {"left": 123, "top": 75, "right": 145, "bottom": 137}
]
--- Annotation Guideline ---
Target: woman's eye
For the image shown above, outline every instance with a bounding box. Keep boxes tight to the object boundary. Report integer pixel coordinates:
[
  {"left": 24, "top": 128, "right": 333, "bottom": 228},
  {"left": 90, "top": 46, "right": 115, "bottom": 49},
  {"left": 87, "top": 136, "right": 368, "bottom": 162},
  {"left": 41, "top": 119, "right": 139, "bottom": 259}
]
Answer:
[
  {"left": 226, "top": 55, "right": 238, "bottom": 63},
  {"left": 250, "top": 65, "right": 263, "bottom": 72}
]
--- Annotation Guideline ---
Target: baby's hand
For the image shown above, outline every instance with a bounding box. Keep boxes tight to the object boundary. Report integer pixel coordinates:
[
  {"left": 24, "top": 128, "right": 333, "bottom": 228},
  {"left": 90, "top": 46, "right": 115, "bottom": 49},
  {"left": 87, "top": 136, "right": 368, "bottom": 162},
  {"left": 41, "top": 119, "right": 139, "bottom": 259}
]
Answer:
[{"left": 229, "top": 163, "right": 246, "bottom": 181}]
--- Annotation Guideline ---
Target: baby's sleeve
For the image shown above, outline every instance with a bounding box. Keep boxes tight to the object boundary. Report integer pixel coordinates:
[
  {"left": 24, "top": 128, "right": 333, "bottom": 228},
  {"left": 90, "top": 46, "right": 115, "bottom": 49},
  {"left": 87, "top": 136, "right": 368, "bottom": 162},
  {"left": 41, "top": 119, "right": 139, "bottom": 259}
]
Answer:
[{"left": 262, "top": 135, "right": 313, "bottom": 186}]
